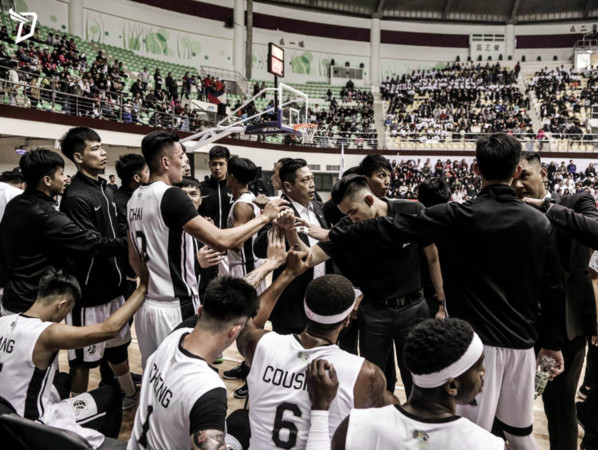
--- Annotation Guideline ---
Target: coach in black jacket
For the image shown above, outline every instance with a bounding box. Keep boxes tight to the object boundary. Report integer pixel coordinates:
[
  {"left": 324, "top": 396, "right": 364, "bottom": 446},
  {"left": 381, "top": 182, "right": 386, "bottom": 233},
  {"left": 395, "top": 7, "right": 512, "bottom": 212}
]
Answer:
[
  {"left": 198, "top": 145, "right": 233, "bottom": 298},
  {"left": 306, "top": 134, "right": 566, "bottom": 448},
  {"left": 514, "top": 152, "right": 598, "bottom": 450},
  {"left": 0, "top": 149, "right": 126, "bottom": 314},
  {"left": 254, "top": 158, "right": 333, "bottom": 334},
  {"left": 198, "top": 146, "right": 232, "bottom": 228}
]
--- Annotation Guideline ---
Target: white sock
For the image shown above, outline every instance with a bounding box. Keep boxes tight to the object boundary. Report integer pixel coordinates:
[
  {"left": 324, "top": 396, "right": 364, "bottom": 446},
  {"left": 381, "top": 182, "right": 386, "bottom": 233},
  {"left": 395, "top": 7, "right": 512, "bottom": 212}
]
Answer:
[{"left": 117, "top": 373, "right": 136, "bottom": 397}]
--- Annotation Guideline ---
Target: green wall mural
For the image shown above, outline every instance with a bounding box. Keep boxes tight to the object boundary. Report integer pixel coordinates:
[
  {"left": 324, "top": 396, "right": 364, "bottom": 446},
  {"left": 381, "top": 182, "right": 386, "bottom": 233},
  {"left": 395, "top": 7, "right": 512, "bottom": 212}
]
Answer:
[{"left": 85, "top": 13, "right": 202, "bottom": 61}]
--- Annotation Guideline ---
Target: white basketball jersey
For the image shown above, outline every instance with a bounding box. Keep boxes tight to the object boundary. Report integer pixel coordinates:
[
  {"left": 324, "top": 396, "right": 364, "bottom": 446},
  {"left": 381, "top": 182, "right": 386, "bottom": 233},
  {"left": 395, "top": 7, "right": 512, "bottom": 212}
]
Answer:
[
  {"left": 226, "top": 192, "right": 265, "bottom": 294},
  {"left": 127, "top": 182, "right": 198, "bottom": 301},
  {"left": 247, "top": 332, "right": 364, "bottom": 450},
  {"left": 346, "top": 404, "right": 505, "bottom": 450},
  {"left": 0, "top": 314, "right": 54, "bottom": 419},
  {"left": 129, "top": 328, "right": 225, "bottom": 450}
]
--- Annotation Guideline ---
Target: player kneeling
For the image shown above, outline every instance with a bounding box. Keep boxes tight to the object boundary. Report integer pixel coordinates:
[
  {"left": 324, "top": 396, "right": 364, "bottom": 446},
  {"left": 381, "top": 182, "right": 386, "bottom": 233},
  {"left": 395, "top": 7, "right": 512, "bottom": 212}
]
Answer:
[
  {"left": 0, "top": 237, "right": 148, "bottom": 449},
  {"left": 308, "top": 318, "right": 509, "bottom": 450}
]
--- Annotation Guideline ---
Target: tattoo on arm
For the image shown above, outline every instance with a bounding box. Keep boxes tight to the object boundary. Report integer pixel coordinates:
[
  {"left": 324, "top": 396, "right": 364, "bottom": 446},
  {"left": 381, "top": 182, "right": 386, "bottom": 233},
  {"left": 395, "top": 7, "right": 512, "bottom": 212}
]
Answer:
[
  {"left": 365, "top": 363, "right": 388, "bottom": 408},
  {"left": 191, "top": 430, "right": 226, "bottom": 450}
]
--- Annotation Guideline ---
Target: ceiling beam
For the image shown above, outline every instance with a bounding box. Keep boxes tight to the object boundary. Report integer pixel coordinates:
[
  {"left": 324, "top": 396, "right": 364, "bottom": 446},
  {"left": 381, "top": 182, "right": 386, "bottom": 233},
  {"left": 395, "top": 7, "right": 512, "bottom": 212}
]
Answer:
[
  {"left": 442, "top": 0, "right": 454, "bottom": 18},
  {"left": 509, "top": 0, "right": 521, "bottom": 23},
  {"left": 373, "top": 0, "right": 386, "bottom": 18}
]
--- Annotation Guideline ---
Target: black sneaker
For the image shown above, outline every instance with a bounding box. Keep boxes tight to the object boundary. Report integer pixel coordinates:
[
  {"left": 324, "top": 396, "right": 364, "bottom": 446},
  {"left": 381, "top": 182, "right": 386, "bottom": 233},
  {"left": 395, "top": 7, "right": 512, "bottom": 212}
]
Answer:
[
  {"left": 233, "top": 383, "right": 248, "bottom": 399},
  {"left": 223, "top": 362, "right": 249, "bottom": 380}
]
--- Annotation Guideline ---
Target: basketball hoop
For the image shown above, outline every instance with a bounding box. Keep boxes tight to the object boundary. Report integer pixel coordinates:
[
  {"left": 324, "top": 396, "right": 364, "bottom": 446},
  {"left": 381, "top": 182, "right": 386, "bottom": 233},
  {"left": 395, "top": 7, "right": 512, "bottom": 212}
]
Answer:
[{"left": 294, "top": 123, "right": 318, "bottom": 145}]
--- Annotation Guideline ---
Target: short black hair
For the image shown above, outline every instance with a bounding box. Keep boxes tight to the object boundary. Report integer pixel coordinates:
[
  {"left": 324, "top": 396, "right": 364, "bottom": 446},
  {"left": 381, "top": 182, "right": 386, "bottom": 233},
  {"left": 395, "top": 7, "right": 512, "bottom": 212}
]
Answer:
[
  {"left": 175, "top": 176, "right": 201, "bottom": 190},
  {"left": 0, "top": 167, "right": 24, "bottom": 185},
  {"left": 279, "top": 158, "right": 307, "bottom": 185},
  {"left": 403, "top": 318, "right": 474, "bottom": 376},
  {"left": 331, "top": 174, "right": 370, "bottom": 205},
  {"left": 38, "top": 271, "right": 81, "bottom": 305},
  {"left": 201, "top": 277, "right": 259, "bottom": 330},
  {"left": 277, "top": 157, "right": 293, "bottom": 166},
  {"left": 115, "top": 154, "right": 147, "bottom": 186},
  {"left": 209, "top": 145, "right": 230, "bottom": 161},
  {"left": 358, "top": 154, "right": 391, "bottom": 177},
  {"left": 520, "top": 151, "right": 542, "bottom": 165},
  {"left": 228, "top": 157, "right": 257, "bottom": 185},
  {"left": 19, "top": 149, "right": 65, "bottom": 187},
  {"left": 475, "top": 133, "right": 521, "bottom": 181},
  {"left": 60, "top": 127, "right": 101, "bottom": 163},
  {"left": 141, "top": 130, "right": 180, "bottom": 172},
  {"left": 342, "top": 166, "right": 360, "bottom": 177},
  {"left": 305, "top": 275, "right": 355, "bottom": 332},
  {"left": 418, "top": 178, "right": 451, "bottom": 207}
]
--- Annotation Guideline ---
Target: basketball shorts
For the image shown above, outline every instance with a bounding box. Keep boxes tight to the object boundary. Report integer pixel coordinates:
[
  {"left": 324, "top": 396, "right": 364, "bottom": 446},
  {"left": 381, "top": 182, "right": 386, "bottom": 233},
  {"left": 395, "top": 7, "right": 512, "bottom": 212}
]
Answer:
[
  {"left": 67, "top": 296, "right": 131, "bottom": 368},
  {"left": 457, "top": 345, "right": 536, "bottom": 435},
  {"left": 135, "top": 296, "right": 199, "bottom": 370},
  {"left": 41, "top": 392, "right": 105, "bottom": 449}
]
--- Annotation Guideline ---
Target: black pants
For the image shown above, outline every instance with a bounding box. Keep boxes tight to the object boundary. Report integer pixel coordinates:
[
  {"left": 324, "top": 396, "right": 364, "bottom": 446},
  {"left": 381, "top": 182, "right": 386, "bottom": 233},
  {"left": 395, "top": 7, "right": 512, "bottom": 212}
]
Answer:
[
  {"left": 583, "top": 340, "right": 598, "bottom": 387},
  {"left": 357, "top": 296, "right": 429, "bottom": 396},
  {"left": 542, "top": 336, "right": 586, "bottom": 450},
  {"left": 580, "top": 342, "right": 598, "bottom": 449},
  {"left": 226, "top": 409, "right": 251, "bottom": 450}
]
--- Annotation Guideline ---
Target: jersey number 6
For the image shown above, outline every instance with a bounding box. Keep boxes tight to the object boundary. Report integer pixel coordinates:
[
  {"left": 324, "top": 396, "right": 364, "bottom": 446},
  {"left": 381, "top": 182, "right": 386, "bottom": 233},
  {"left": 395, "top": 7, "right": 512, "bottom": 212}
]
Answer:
[{"left": 272, "top": 402, "right": 302, "bottom": 449}]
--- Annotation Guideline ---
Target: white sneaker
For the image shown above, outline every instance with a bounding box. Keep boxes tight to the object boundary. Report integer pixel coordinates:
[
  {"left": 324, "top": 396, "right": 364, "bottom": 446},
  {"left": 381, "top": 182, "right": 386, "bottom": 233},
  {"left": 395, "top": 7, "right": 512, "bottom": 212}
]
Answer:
[{"left": 122, "top": 387, "right": 140, "bottom": 410}]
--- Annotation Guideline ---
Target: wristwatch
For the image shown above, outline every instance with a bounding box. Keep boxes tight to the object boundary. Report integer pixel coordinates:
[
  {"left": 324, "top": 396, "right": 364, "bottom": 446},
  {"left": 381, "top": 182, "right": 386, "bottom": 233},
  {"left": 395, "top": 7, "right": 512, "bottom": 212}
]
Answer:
[{"left": 438, "top": 299, "right": 446, "bottom": 307}]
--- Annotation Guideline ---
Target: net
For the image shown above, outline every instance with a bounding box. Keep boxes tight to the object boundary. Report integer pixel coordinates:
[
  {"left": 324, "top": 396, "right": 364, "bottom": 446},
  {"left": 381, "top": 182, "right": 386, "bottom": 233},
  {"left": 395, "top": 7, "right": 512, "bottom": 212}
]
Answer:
[{"left": 294, "top": 123, "right": 318, "bottom": 145}]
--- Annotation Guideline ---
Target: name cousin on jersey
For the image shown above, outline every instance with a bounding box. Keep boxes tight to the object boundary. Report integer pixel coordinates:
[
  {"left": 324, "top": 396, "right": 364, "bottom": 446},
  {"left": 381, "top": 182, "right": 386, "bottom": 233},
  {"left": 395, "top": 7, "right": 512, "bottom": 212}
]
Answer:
[{"left": 262, "top": 365, "right": 308, "bottom": 391}]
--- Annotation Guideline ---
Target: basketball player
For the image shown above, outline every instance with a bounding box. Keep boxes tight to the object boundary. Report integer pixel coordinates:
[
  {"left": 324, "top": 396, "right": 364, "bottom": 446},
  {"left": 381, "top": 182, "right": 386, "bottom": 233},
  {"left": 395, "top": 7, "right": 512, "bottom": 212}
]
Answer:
[
  {"left": 308, "top": 319, "right": 507, "bottom": 449},
  {"left": 114, "top": 154, "right": 150, "bottom": 237},
  {"left": 175, "top": 176, "right": 225, "bottom": 289},
  {"left": 128, "top": 276, "right": 259, "bottom": 450},
  {"left": 304, "top": 133, "right": 566, "bottom": 450},
  {"left": 127, "top": 130, "right": 287, "bottom": 368},
  {"left": 0, "top": 237, "right": 147, "bottom": 449},
  {"left": 225, "top": 156, "right": 266, "bottom": 293},
  {"left": 229, "top": 273, "right": 394, "bottom": 450},
  {"left": 59, "top": 127, "right": 136, "bottom": 403}
]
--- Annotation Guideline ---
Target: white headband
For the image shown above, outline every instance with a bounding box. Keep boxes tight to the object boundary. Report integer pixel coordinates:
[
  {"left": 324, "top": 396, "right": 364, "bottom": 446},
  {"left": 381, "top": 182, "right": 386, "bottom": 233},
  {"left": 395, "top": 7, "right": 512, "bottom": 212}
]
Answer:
[
  {"left": 411, "top": 332, "right": 484, "bottom": 389},
  {"left": 304, "top": 299, "right": 356, "bottom": 325}
]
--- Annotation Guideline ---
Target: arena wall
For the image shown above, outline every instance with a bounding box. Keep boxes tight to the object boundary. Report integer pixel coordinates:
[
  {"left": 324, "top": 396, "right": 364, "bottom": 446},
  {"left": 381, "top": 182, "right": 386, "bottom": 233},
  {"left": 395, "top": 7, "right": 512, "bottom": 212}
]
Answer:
[{"left": 17, "top": 0, "right": 590, "bottom": 85}]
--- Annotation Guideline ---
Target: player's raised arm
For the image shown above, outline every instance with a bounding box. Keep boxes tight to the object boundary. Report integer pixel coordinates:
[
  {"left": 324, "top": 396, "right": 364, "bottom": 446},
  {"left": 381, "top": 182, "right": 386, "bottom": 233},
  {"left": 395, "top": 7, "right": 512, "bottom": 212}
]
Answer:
[
  {"left": 37, "top": 234, "right": 148, "bottom": 354},
  {"left": 184, "top": 198, "right": 288, "bottom": 252},
  {"left": 237, "top": 241, "right": 310, "bottom": 366}
]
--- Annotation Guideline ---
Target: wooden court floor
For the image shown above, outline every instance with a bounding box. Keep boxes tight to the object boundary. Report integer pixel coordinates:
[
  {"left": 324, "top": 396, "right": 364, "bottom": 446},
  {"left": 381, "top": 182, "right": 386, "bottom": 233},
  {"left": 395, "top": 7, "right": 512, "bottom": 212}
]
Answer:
[{"left": 59, "top": 324, "right": 585, "bottom": 448}]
